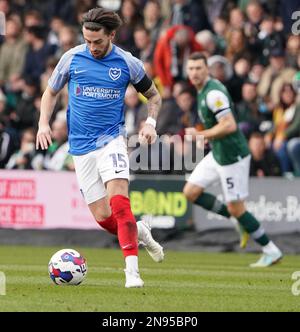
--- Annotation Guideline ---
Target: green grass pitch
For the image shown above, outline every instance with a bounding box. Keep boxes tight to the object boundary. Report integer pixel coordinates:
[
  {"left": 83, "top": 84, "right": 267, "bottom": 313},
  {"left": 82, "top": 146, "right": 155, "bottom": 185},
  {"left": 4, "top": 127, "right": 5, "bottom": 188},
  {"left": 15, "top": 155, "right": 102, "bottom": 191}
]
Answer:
[{"left": 0, "top": 246, "right": 299, "bottom": 312}]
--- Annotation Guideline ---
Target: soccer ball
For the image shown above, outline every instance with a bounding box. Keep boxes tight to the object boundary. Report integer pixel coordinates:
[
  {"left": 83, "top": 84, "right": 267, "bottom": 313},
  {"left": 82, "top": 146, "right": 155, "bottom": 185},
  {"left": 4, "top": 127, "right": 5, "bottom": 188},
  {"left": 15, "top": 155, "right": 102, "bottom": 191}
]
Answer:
[{"left": 48, "top": 249, "right": 87, "bottom": 285}]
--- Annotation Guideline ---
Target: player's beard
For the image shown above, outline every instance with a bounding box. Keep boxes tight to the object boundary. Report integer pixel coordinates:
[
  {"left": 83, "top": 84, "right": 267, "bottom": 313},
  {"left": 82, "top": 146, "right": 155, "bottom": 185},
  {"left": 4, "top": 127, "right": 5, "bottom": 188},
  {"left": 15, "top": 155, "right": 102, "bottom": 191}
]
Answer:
[{"left": 91, "top": 42, "right": 111, "bottom": 59}]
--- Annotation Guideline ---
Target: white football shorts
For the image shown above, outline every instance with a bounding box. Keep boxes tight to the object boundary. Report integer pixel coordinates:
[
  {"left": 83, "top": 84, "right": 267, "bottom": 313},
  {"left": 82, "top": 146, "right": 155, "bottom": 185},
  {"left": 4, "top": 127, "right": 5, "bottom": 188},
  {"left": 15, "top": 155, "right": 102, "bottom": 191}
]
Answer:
[
  {"left": 73, "top": 136, "right": 129, "bottom": 204},
  {"left": 188, "top": 152, "right": 251, "bottom": 202}
]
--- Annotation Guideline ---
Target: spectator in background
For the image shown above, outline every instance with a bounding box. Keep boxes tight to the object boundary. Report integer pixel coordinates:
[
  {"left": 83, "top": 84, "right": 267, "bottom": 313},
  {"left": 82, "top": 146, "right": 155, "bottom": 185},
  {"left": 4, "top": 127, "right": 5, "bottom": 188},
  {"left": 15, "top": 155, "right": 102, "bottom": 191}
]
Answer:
[
  {"left": 9, "top": 76, "right": 40, "bottom": 131},
  {"left": 158, "top": 0, "right": 172, "bottom": 19},
  {"left": 229, "top": 7, "right": 245, "bottom": 30},
  {"left": 195, "top": 30, "right": 217, "bottom": 58},
  {"left": 266, "top": 83, "right": 298, "bottom": 173},
  {"left": 293, "top": 71, "right": 300, "bottom": 105},
  {"left": 248, "top": 61, "right": 265, "bottom": 84},
  {"left": 23, "top": 10, "right": 44, "bottom": 28},
  {"left": 0, "top": 89, "right": 6, "bottom": 116},
  {"left": 47, "top": 16, "right": 65, "bottom": 48},
  {"left": 169, "top": 0, "right": 210, "bottom": 33},
  {"left": 0, "top": 117, "right": 16, "bottom": 168},
  {"left": 56, "top": 25, "right": 79, "bottom": 57},
  {"left": 155, "top": 84, "right": 197, "bottom": 137},
  {"left": 236, "top": 80, "right": 267, "bottom": 138},
  {"left": 154, "top": 25, "right": 202, "bottom": 98},
  {"left": 225, "top": 29, "right": 250, "bottom": 64},
  {"left": 231, "top": 57, "right": 252, "bottom": 103},
  {"left": 212, "top": 16, "right": 228, "bottom": 55},
  {"left": 147, "top": 81, "right": 187, "bottom": 137},
  {"left": 5, "top": 127, "right": 36, "bottom": 170},
  {"left": 143, "top": 0, "right": 164, "bottom": 50},
  {"left": 208, "top": 55, "right": 233, "bottom": 85},
  {"left": 46, "top": 0, "right": 77, "bottom": 26},
  {"left": 0, "top": 17, "right": 28, "bottom": 89},
  {"left": 287, "top": 138, "right": 300, "bottom": 177},
  {"left": 257, "top": 47, "right": 296, "bottom": 108},
  {"left": 115, "top": 0, "right": 143, "bottom": 54},
  {"left": 133, "top": 26, "right": 154, "bottom": 63},
  {"left": 234, "top": 57, "right": 251, "bottom": 79},
  {"left": 40, "top": 57, "right": 58, "bottom": 92},
  {"left": 155, "top": 96, "right": 180, "bottom": 136},
  {"left": 245, "top": 0, "right": 264, "bottom": 37},
  {"left": 204, "top": 0, "right": 232, "bottom": 29},
  {"left": 0, "top": 91, "right": 18, "bottom": 168},
  {"left": 75, "top": 0, "right": 98, "bottom": 16},
  {"left": 244, "top": 0, "right": 267, "bottom": 62},
  {"left": 249, "top": 132, "right": 282, "bottom": 177},
  {"left": 0, "top": 0, "right": 10, "bottom": 16},
  {"left": 286, "top": 35, "right": 300, "bottom": 69},
  {"left": 257, "top": 15, "right": 285, "bottom": 66},
  {"left": 208, "top": 55, "right": 244, "bottom": 103},
  {"left": 23, "top": 25, "right": 57, "bottom": 82},
  {"left": 176, "top": 88, "right": 198, "bottom": 134},
  {"left": 286, "top": 102, "right": 300, "bottom": 176}
]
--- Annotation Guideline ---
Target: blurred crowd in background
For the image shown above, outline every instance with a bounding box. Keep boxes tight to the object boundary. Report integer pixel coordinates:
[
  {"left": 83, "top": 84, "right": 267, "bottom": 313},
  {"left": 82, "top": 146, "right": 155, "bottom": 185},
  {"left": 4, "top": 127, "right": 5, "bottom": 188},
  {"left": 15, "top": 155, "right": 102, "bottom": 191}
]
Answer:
[{"left": 0, "top": 0, "right": 300, "bottom": 177}]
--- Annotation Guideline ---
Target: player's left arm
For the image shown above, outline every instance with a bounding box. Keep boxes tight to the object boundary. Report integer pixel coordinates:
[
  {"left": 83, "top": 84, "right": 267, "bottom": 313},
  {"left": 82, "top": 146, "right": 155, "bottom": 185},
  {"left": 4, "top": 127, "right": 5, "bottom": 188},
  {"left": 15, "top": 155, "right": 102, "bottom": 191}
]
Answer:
[{"left": 139, "top": 82, "right": 162, "bottom": 144}]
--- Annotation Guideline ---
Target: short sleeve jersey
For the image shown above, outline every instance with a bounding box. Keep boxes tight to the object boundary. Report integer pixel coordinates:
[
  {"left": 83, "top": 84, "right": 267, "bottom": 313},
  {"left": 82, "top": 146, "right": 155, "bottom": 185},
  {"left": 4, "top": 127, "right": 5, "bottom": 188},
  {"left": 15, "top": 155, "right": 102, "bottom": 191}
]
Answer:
[
  {"left": 48, "top": 44, "right": 146, "bottom": 155},
  {"left": 197, "top": 78, "right": 250, "bottom": 165}
]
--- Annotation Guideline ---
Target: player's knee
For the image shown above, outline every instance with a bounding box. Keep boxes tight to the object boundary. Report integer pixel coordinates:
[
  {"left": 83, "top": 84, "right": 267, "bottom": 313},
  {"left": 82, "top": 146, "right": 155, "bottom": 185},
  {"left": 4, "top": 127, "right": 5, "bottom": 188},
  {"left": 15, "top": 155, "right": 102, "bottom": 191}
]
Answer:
[
  {"left": 227, "top": 205, "right": 236, "bottom": 217},
  {"left": 227, "top": 202, "right": 245, "bottom": 218},
  {"left": 94, "top": 210, "right": 111, "bottom": 221},
  {"left": 90, "top": 205, "right": 111, "bottom": 221},
  {"left": 107, "top": 179, "right": 129, "bottom": 199},
  {"left": 183, "top": 184, "right": 202, "bottom": 202}
]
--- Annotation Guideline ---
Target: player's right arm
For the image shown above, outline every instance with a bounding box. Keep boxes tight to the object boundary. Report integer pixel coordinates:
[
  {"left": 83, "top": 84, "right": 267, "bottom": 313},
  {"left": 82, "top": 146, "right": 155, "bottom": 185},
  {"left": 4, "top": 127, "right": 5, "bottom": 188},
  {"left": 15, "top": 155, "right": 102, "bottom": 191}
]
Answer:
[
  {"left": 36, "top": 49, "right": 73, "bottom": 150},
  {"left": 36, "top": 86, "right": 59, "bottom": 150}
]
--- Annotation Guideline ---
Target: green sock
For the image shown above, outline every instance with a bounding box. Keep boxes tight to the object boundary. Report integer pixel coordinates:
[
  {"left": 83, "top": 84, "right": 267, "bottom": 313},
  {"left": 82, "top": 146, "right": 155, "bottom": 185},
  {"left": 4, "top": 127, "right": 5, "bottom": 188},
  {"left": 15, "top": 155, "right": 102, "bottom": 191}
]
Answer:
[
  {"left": 194, "top": 193, "right": 230, "bottom": 218},
  {"left": 238, "top": 211, "right": 269, "bottom": 246}
]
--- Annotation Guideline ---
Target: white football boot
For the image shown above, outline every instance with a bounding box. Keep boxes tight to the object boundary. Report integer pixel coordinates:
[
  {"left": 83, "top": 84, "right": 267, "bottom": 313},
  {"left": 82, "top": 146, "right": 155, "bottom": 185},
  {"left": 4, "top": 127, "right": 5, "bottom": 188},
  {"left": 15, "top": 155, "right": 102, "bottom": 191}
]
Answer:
[
  {"left": 250, "top": 242, "right": 283, "bottom": 268},
  {"left": 137, "top": 216, "right": 164, "bottom": 263},
  {"left": 124, "top": 269, "right": 144, "bottom": 288}
]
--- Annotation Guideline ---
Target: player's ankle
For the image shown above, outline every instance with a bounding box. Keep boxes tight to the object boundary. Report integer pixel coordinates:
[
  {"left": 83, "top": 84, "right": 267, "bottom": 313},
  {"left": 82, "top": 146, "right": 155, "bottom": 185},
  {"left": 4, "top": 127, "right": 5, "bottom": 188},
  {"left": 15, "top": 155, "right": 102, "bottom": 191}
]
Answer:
[{"left": 125, "top": 255, "right": 139, "bottom": 273}]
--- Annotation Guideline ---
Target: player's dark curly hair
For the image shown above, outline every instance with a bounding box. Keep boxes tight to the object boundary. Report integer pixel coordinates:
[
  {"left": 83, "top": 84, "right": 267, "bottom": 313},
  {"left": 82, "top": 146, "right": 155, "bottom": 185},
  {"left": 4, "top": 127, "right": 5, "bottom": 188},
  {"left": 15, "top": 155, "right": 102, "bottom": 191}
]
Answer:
[{"left": 81, "top": 7, "right": 122, "bottom": 34}]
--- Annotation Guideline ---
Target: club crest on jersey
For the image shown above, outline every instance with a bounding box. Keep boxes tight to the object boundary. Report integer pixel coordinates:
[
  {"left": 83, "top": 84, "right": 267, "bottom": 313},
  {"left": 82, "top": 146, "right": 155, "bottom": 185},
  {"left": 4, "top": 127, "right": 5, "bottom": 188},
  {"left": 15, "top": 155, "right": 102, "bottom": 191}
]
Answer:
[{"left": 109, "top": 68, "right": 122, "bottom": 81}]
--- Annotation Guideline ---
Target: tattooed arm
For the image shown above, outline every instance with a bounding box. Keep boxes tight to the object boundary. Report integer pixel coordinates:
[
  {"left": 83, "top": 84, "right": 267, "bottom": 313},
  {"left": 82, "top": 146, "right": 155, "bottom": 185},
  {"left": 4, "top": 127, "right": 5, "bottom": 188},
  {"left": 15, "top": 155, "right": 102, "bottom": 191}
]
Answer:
[
  {"left": 142, "top": 82, "right": 162, "bottom": 121},
  {"left": 139, "top": 82, "right": 162, "bottom": 145}
]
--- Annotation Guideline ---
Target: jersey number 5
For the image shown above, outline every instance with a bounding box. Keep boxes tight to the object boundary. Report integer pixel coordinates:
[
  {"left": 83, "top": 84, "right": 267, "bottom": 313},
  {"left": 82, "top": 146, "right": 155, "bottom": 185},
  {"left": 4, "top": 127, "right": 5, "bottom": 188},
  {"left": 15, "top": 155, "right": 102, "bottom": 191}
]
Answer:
[{"left": 226, "top": 177, "right": 234, "bottom": 190}]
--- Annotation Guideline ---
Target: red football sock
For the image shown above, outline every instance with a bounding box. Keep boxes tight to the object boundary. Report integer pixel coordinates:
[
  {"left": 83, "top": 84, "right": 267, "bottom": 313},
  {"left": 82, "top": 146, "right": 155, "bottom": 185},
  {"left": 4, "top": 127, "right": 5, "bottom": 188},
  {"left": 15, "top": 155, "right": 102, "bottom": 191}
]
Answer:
[
  {"left": 97, "top": 215, "right": 118, "bottom": 235},
  {"left": 110, "top": 195, "right": 138, "bottom": 257}
]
